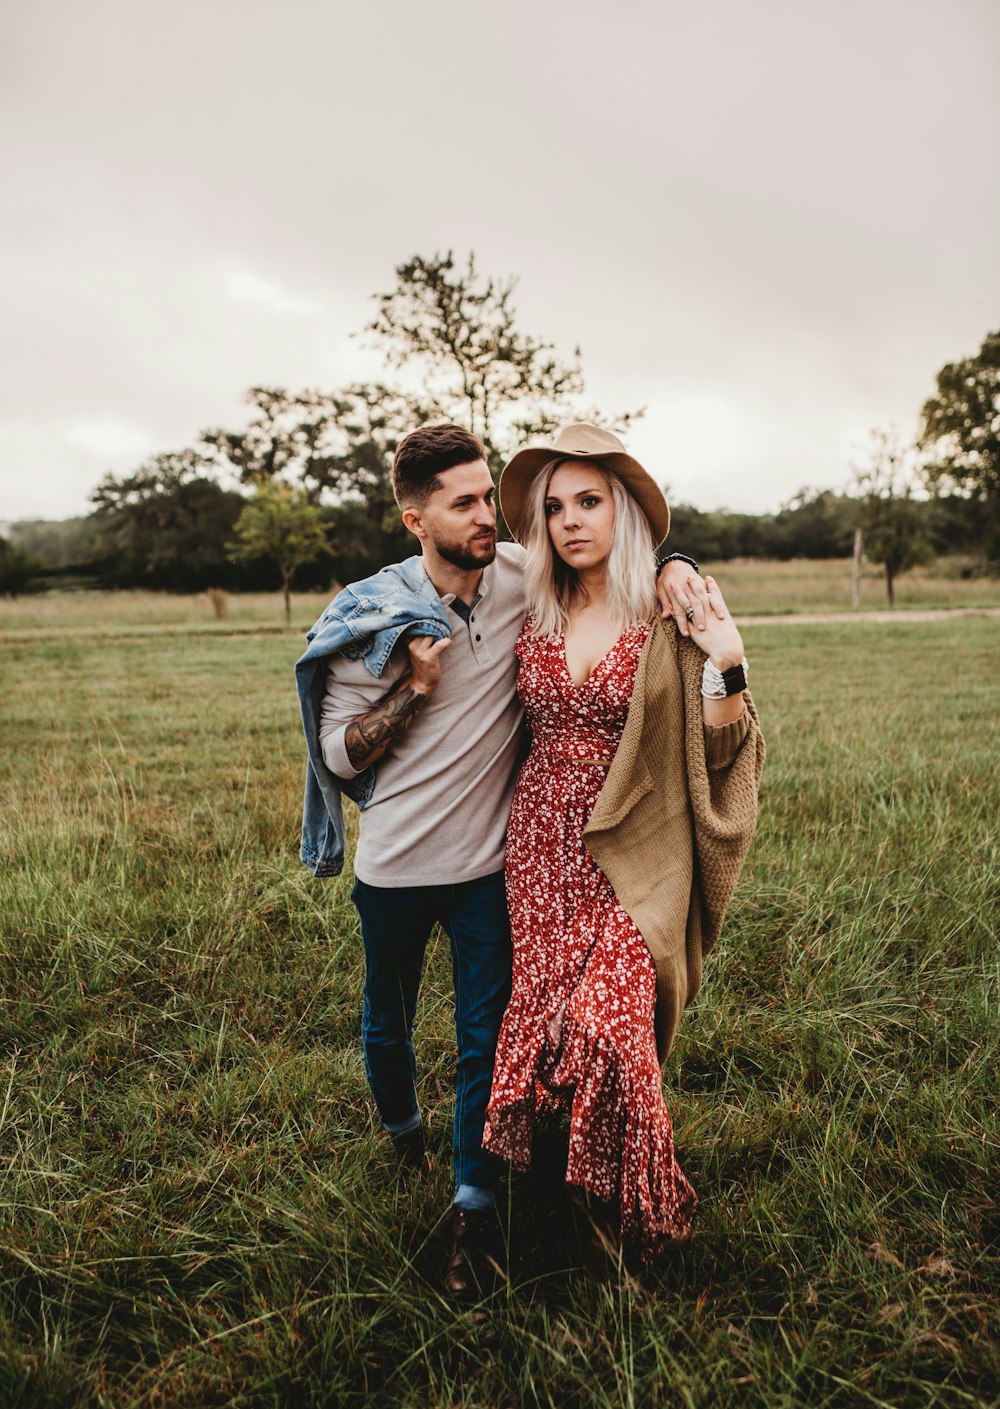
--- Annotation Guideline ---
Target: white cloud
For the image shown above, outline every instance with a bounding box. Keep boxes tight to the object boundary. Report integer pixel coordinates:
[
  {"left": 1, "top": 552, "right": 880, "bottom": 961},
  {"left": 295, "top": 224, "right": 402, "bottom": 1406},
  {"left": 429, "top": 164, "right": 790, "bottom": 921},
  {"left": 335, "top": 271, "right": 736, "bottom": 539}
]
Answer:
[
  {"left": 223, "top": 270, "right": 320, "bottom": 317},
  {"left": 64, "top": 419, "right": 153, "bottom": 458},
  {"left": 0, "top": 418, "right": 158, "bottom": 520}
]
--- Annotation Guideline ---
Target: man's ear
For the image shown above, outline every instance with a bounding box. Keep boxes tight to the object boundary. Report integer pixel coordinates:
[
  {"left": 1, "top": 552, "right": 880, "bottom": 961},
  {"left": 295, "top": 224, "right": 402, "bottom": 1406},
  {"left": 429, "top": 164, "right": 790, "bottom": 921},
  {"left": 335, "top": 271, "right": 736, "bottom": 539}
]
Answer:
[{"left": 401, "top": 505, "right": 426, "bottom": 540}]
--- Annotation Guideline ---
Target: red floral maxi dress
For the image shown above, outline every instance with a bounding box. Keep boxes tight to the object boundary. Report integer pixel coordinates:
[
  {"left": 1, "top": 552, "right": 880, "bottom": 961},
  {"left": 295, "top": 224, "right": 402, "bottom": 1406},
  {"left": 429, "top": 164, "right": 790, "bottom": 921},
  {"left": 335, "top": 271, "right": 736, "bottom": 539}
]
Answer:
[{"left": 483, "top": 619, "right": 697, "bottom": 1254}]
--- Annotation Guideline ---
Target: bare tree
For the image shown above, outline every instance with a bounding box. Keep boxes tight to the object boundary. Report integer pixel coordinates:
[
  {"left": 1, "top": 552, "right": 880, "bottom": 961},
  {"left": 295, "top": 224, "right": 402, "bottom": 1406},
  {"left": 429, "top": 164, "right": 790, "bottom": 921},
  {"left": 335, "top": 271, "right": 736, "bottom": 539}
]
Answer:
[
  {"left": 851, "top": 428, "right": 933, "bottom": 606},
  {"left": 364, "top": 251, "right": 639, "bottom": 473}
]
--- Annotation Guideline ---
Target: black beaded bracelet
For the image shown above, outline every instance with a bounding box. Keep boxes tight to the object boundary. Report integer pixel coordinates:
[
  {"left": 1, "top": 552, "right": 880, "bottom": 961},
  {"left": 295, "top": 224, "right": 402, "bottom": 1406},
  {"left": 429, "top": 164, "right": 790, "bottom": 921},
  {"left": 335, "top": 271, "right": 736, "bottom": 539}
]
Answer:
[{"left": 655, "top": 551, "right": 700, "bottom": 579}]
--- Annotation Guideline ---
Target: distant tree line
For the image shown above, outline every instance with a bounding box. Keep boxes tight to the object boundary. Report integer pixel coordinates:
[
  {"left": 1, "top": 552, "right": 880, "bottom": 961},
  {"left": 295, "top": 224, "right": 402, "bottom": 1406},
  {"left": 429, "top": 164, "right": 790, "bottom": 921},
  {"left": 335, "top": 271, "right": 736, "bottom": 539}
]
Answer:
[
  {"left": 669, "top": 487, "right": 985, "bottom": 565},
  {"left": 2, "top": 256, "right": 996, "bottom": 603}
]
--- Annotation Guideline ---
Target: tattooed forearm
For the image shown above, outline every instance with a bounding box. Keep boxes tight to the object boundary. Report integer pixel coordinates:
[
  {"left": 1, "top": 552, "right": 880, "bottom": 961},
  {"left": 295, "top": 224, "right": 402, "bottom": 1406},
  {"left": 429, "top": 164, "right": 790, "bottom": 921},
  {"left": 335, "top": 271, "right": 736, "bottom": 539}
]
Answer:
[{"left": 344, "top": 678, "right": 429, "bottom": 771}]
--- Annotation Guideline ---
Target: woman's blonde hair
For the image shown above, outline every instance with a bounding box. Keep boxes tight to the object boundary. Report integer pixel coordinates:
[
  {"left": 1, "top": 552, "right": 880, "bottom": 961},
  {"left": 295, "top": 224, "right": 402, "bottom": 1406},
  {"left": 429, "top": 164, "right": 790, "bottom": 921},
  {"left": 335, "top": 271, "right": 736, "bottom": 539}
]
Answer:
[{"left": 522, "top": 458, "right": 658, "bottom": 637}]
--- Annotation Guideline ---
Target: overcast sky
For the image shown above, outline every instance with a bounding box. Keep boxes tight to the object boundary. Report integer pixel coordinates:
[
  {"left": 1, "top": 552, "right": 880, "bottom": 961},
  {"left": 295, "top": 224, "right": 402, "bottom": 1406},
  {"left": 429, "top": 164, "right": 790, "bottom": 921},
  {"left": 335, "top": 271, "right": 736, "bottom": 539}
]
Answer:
[{"left": 2, "top": 0, "right": 998, "bottom": 522}]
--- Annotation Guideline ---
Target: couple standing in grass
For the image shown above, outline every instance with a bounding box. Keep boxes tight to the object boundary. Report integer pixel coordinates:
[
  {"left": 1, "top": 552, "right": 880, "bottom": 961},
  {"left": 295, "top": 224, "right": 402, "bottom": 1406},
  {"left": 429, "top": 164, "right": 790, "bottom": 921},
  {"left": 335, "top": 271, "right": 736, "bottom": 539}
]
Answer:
[{"left": 296, "top": 421, "right": 763, "bottom": 1299}]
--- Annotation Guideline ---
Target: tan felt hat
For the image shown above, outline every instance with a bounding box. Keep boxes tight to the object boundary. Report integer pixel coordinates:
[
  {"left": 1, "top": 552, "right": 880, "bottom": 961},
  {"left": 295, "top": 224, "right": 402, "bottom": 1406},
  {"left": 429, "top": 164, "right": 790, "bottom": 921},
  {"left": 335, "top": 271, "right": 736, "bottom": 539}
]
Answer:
[{"left": 499, "top": 422, "right": 669, "bottom": 547}]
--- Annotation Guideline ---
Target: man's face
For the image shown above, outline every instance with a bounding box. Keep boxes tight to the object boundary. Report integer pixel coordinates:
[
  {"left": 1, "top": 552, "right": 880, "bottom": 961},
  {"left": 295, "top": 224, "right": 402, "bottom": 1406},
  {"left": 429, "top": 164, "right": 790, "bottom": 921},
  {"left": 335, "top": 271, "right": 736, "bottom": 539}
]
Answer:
[{"left": 408, "top": 460, "right": 497, "bottom": 569}]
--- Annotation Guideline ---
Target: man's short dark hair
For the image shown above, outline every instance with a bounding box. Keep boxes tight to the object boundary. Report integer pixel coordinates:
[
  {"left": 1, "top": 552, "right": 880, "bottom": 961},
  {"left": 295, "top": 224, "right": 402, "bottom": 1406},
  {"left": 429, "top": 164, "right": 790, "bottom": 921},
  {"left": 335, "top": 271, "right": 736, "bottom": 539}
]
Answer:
[{"left": 392, "top": 424, "right": 486, "bottom": 508}]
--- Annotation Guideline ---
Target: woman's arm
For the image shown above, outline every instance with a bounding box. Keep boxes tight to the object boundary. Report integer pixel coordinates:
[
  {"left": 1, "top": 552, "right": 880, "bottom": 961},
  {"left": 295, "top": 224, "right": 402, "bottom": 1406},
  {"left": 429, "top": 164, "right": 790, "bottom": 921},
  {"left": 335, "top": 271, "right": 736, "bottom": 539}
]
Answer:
[
  {"left": 655, "top": 557, "right": 726, "bottom": 637},
  {"left": 682, "top": 573, "right": 748, "bottom": 727}
]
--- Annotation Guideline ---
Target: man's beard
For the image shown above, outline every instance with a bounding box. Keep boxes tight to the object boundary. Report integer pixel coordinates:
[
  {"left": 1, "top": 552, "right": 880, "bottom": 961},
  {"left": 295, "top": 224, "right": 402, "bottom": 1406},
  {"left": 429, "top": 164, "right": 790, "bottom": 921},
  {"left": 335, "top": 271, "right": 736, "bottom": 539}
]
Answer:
[{"left": 434, "top": 531, "right": 497, "bottom": 571}]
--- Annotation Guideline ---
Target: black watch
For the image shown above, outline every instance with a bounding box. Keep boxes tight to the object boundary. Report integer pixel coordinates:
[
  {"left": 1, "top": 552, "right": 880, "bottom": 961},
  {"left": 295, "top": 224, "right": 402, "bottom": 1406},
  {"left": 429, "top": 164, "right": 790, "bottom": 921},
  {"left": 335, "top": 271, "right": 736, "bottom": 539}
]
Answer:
[{"left": 722, "top": 661, "right": 748, "bottom": 696}]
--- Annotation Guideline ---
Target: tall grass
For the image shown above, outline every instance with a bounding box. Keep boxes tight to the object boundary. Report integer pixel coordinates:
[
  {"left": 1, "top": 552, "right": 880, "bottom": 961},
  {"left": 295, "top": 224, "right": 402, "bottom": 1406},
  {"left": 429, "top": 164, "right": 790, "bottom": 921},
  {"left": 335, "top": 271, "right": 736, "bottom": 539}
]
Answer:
[{"left": 0, "top": 610, "right": 997, "bottom": 1406}]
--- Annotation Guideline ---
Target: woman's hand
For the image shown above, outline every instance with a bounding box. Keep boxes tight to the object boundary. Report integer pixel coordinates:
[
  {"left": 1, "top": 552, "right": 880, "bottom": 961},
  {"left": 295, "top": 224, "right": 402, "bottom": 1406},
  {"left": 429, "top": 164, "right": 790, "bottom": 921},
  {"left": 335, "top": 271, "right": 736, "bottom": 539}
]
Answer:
[
  {"left": 656, "top": 561, "right": 727, "bottom": 637},
  {"left": 685, "top": 574, "right": 744, "bottom": 670}
]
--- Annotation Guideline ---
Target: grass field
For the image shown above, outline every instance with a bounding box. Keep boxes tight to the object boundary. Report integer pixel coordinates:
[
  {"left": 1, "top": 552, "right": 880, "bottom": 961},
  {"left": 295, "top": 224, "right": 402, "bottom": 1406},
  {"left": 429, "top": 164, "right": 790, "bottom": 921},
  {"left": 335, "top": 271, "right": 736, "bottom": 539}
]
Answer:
[
  {"left": 0, "top": 580, "right": 998, "bottom": 1407},
  {"left": 0, "top": 556, "right": 997, "bottom": 639}
]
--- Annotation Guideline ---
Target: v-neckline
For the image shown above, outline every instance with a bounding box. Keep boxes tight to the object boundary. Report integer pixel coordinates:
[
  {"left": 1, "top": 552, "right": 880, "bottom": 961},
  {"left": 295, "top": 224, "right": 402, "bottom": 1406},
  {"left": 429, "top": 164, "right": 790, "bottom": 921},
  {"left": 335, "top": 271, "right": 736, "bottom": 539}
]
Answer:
[{"left": 559, "top": 631, "right": 621, "bottom": 692}]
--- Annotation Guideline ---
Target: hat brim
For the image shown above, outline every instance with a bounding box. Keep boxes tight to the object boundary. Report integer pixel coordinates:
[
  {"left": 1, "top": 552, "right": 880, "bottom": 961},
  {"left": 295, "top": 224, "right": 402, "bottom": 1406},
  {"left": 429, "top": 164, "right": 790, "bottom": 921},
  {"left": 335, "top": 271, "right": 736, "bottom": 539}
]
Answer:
[{"left": 499, "top": 447, "right": 670, "bottom": 548}]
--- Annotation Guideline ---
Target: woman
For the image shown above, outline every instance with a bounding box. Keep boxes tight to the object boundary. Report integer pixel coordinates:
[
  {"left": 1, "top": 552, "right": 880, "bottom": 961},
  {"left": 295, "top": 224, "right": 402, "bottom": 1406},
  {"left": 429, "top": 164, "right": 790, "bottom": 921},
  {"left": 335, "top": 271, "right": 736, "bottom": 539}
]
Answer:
[{"left": 482, "top": 423, "right": 764, "bottom": 1258}]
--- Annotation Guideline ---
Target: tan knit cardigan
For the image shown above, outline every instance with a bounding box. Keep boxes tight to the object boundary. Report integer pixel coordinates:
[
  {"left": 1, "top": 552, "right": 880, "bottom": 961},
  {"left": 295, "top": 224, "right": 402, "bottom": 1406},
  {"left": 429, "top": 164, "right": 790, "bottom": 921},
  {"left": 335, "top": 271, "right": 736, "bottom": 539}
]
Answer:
[{"left": 582, "top": 616, "right": 765, "bottom": 1063}]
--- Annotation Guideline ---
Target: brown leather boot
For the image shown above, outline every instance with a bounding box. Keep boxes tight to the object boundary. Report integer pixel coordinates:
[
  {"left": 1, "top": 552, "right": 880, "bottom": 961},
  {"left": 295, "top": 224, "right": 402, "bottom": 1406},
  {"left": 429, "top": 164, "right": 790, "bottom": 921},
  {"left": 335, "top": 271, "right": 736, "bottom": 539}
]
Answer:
[{"left": 444, "top": 1206, "right": 505, "bottom": 1301}]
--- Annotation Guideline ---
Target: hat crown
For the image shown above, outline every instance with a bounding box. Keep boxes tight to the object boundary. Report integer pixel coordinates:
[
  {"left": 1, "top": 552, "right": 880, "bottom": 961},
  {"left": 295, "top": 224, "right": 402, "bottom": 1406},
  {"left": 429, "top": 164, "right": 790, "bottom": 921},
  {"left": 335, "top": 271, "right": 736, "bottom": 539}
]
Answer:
[
  {"left": 551, "top": 422, "right": 626, "bottom": 459},
  {"left": 498, "top": 419, "right": 669, "bottom": 548}
]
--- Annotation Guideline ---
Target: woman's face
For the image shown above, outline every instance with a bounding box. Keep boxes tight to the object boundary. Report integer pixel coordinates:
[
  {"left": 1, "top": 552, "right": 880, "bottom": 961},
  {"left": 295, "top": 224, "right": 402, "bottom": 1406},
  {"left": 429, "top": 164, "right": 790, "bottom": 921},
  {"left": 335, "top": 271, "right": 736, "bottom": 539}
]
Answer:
[{"left": 544, "top": 460, "right": 615, "bottom": 572}]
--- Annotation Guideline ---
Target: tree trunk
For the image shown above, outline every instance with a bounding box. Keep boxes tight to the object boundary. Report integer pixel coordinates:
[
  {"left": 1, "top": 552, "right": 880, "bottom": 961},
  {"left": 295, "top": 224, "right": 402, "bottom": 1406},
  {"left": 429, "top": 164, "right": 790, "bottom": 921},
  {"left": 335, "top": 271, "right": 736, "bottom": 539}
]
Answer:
[
  {"left": 852, "top": 527, "right": 863, "bottom": 609},
  {"left": 885, "top": 562, "right": 895, "bottom": 607},
  {"left": 282, "top": 567, "right": 291, "bottom": 626}
]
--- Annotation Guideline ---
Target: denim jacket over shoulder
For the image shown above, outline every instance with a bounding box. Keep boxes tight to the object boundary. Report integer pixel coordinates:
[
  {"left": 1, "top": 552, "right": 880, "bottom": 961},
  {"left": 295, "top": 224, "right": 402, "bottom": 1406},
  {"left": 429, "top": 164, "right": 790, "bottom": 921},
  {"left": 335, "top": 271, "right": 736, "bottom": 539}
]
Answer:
[{"left": 295, "top": 555, "right": 452, "bottom": 877}]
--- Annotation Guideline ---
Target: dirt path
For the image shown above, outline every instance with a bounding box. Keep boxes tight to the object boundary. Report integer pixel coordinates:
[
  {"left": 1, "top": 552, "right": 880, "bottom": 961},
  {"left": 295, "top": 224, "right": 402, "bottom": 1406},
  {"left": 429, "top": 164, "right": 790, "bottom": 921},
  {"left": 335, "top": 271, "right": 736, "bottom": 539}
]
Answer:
[{"left": 739, "top": 607, "right": 1000, "bottom": 626}]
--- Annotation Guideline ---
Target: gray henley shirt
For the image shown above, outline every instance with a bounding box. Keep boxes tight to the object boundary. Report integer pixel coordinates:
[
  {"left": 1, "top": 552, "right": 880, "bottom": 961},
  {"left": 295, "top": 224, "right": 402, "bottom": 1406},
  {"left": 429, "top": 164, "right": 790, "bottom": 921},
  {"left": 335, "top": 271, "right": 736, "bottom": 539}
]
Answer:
[{"left": 318, "top": 542, "right": 527, "bottom": 888}]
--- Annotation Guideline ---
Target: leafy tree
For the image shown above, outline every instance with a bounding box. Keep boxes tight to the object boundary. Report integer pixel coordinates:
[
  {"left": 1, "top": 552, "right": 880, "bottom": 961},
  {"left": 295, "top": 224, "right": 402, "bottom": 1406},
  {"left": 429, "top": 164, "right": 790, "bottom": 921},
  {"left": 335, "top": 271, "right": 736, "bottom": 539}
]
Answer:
[
  {"left": 323, "top": 500, "right": 407, "bottom": 585},
  {"left": 194, "top": 254, "right": 640, "bottom": 563},
  {"left": 0, "top": 536, "right": 43, "bottom": 596},
  {"left": 920, "top": 330, "right": 1000, "bottom": 498},
  {"left": 299, "top": 383, "right": 420, "bottom": 533},
  {"left": 201, "top": 386, "right": 342, "bottom": 490},
  {"left": 228, "top": 480, "right": 331, "bottom": 625},
  {"left": 201, "top": 384, "right": 415, "bottom": 549},
  {"left": 667, "top": 502, "right": 756, "bottom": 560},
  {"left": 919, "top": 330, "right": 1000, "bottom": 565},
  {"left": 90, "top": 450, "right": 252, "bottom": 590},
  {"left": 364, "top": 251, "right": 637, "bottom": 474},
  {"left": 852, "top": 429, "right": 933, "bottom": 605},
  {"left": 201, "top": 387, "right": 297, "bottom": 484},
  {"left": 765, "top": 489, "right": 856, "bottom": 560},
  {"left": 923, "top": 493, "right": 994, "bottom": 559},
  {"left": 7, "top": 517, "right": 104, "bottom": 578}
]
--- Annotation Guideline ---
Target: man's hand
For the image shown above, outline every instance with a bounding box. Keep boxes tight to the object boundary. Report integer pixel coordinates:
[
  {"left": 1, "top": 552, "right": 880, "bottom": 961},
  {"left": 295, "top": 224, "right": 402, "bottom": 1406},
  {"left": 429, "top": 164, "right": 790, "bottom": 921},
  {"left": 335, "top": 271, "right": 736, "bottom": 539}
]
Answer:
[
  {"left": 656, "top": 560, "right": 727, "bottom": 637},
  {"left": 407, "top": 634, "right": 452, "bottom": 695},
  {"left": 344, "top": 632, "right": 451, "bottom": 771}
]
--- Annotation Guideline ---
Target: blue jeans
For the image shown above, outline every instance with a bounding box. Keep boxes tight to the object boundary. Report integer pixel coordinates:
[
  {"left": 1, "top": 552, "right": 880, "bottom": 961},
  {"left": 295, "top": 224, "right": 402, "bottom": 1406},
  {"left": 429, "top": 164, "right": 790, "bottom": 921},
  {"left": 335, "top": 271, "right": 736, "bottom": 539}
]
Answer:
[{"left": 351, "top": 870, "right": 511, "bottom": 1204}]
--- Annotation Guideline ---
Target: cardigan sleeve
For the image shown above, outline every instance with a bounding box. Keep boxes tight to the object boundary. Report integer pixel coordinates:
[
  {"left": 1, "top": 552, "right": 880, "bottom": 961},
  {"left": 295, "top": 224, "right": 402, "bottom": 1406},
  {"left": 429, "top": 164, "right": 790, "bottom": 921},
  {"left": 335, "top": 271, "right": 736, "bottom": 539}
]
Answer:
[
  {"left": 703, "top": 710, "right": 751, "bottom": 772},
  {"left": 677, "top": 633, "right": 765, "bottom": 955}
]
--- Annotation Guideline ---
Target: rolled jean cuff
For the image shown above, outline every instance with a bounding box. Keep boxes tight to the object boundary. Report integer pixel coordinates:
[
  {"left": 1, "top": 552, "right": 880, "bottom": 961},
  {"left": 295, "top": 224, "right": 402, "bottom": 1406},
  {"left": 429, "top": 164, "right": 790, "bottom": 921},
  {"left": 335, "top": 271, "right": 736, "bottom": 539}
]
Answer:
[
  {"left": 383, "top": 1111, "right": 422, "bottom": 1137},
  {"left": 453, "top": 1184, "right": 496, "bottom": 1212}
]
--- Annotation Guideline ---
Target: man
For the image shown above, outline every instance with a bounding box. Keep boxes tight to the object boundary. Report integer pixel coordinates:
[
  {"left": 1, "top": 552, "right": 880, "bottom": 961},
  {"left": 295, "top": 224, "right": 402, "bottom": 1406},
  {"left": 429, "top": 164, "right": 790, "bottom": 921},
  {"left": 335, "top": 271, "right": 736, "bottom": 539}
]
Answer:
[{"left": 296, "top": 423, "right": 707, "bottom": 1298}]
